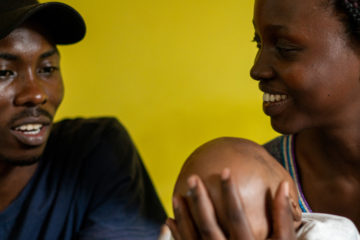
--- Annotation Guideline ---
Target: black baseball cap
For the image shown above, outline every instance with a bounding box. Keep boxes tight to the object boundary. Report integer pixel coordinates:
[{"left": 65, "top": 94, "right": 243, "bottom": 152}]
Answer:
[{"left": 0, "top": 0, "right": 86, "bottom": 44}]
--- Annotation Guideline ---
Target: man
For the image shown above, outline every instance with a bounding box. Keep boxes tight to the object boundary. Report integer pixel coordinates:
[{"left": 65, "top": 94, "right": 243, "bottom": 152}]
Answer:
[{"left": 0, "top": 0, "right": 167, "bottom": 239}]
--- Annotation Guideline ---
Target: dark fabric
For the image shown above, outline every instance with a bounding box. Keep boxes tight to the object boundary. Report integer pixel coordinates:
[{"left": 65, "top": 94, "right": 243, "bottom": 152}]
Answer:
[
  {"left": 0, "top": 0, "right": 86, "bottom": 44},
  {"left": 0, "top": 117, "right": 167, "bottom": 240}
]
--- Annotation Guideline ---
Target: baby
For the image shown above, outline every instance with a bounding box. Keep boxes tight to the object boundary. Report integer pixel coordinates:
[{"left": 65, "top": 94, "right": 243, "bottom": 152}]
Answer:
[{"left": 169, "top": 137, "right": 360, "bottom": 240}]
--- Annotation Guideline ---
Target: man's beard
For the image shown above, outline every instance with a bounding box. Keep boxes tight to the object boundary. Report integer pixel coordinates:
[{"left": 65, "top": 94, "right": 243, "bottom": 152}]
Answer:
[{"left": 0, "top": 153, "right": 41, "bottom": 166}]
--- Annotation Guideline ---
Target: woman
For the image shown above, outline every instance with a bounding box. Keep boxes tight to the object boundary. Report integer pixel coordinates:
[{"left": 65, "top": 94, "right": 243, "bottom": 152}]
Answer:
[{"left": 167, "top": 0, "right": 360, "bottom": 238}]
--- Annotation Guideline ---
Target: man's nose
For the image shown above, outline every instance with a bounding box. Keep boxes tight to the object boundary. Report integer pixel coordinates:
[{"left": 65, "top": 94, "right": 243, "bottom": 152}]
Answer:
[{"left": 13, "top": 70, "right": 48, "bottom": 107}]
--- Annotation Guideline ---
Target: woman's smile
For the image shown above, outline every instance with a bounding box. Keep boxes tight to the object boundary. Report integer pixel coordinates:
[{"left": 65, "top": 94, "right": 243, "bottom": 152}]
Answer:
[
  {"left": 262, "top": 91, "right": 290, "bottom": 117},
  {"left": 263, "top": 92, "right": 288, "bottom": 103},
  {"left": 251, "top": 0, "right": 360, "bottom": 133}
]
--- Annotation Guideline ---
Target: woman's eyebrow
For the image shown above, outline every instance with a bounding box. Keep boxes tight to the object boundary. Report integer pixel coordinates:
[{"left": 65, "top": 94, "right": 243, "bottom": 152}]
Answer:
[{"left": 253, "top": 19, "right": 288, "bottom": 32}]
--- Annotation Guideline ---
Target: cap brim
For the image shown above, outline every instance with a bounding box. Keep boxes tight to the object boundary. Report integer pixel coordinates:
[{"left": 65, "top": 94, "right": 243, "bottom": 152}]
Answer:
[{"left": 0, "top": 2, "right": 86, "bottom": 45}]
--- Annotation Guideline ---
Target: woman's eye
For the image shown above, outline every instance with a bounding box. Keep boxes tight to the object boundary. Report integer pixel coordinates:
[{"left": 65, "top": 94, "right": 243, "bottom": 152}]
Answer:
[
  {"left": 277, "top": 46, "right": 296, "bottom": 52},
  {"left": 275, "top": 38, "right": 302, "bottom": 55},
  {"left": 0, "top": 70, "right": 15, "bottom": 78},
  {"left": 276, "top": 44, "right": 301, "bottom": 59}
]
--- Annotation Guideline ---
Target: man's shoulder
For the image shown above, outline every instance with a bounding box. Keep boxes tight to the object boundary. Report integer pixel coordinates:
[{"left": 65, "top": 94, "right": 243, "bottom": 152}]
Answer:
[
  {"left": 52, "top": 117, "right": 125, "bottom": 136},
  {"left": 43, "top": 117, "right": 141, "bottom": 187},
  {"left": 51, "top": 117, "right": 129, "bottom": 143},
  {"left": 46, "top": 117, "right": 134, "bottom": 159}
]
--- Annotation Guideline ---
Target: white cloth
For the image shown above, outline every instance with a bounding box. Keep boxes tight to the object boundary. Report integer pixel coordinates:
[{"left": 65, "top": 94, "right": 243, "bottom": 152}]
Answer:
[
  {"left": 160, "top": 213, "right": 360, "bottom": 240},
  {"left": 297, "top": 213, "right": 360, "bottom": 240}
]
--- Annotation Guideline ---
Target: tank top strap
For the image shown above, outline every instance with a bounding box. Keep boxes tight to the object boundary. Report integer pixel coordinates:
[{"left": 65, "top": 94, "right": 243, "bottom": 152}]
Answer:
[{"left": 281, "top": 135, "right": 312, "bottom": 213}]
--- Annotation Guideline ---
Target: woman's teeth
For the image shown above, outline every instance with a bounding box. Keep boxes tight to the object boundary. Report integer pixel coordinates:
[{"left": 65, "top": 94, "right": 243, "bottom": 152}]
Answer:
[
  {"left": 15, "top": 124, "right": 43, "bottom": 135},
  {"left": 263, "top": 93, "right": 287, "bottom": 103}
]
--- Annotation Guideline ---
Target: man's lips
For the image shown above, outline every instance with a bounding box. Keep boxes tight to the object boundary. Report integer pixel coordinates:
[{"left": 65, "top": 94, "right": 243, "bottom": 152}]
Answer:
[
  {"left": 9, "top": 117, "right": 52, "bottom": 147},
  {"left": 11, "top": 116, "right": 51, "bottom": 130}
]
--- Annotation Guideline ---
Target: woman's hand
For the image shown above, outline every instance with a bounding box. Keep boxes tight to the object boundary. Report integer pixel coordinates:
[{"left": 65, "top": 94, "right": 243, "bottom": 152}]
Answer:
[
  {"left": 270, "top": 180, "right": 298, "bottom": 240},
  {"left": 167, "top": 169, "right": 297, "bottom": 240}
]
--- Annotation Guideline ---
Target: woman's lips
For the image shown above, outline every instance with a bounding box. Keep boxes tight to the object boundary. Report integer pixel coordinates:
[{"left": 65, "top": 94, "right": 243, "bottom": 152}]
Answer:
[
  {"left": 10, "top": 123, "right": 50, "bottom": 147},
  {"left": 263, "top": 92, "right": 288, "bottom": 102},
  {"left": 262, "top": 92, "right": 290, "bottom": 116}
]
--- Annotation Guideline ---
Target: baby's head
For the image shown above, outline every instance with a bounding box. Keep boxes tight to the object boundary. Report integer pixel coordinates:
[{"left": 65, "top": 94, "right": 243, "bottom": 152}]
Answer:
[{"left": 173, "top": 137, "right": 302, "bottom": 240}]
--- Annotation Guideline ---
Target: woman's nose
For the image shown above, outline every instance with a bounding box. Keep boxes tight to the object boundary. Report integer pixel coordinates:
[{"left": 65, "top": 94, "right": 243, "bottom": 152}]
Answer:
[
  {"left": 13, "top": 71, "right": 48, "bottom": 107},
  {"left": 250, "top": 49, "right": 275, "bottom": 81}
]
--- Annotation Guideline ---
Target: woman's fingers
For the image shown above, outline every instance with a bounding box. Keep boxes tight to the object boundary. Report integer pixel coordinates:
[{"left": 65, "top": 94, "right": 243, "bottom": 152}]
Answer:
[
  {"left": 174, "top": 171, "right": 294, "bottom": 240},
  {"left": 220, "top": 168, "right": 255, "bottom": 240},
  {"left": 270, "top": 181, "right": 297, "bottom": 240},
  {"left": 166, "top": 218, "right": 182, "bottom": 240},
  {"left": 185, "top": 175, "right": 226, "bottom": 240},
  {"left": 172, "top": 195, "right": 198, "bottom": 240}
]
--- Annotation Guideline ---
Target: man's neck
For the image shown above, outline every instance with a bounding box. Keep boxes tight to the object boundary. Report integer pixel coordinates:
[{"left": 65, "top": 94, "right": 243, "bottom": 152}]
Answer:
[{"left": 0, "top": 162, "right": 38, "bottom": 212}]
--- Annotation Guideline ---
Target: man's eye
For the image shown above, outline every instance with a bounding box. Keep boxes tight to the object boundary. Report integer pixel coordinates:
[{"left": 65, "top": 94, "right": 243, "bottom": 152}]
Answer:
[
  {"left": 38, "top": 66, "right": 59, "bottom": 74},
  {"left": 0, "top": 70, "right": 15, "bottom": 78}
]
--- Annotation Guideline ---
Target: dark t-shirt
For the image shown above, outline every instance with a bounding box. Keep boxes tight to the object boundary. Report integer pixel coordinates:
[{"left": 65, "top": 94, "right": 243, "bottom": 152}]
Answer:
[{"left": 0, "top": 118, "right": 167, "bottom": 240}]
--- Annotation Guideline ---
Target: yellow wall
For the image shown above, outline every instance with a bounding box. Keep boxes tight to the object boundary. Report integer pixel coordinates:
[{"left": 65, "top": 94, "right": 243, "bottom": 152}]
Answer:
[{"left": 45, "top": 0, "right": 278, "bottom": 215}]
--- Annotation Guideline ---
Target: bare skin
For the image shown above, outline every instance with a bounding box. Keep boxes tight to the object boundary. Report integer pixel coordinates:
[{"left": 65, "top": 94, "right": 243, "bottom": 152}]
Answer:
[
  {"left": 0, "top": 164, "right": 38, "bottom": 211},
  {"left": 168, "top": 137, "right": 302, "bottom": 240},
  {"left": 296, "top": 130, "right": 360, "bottom": 227},
  {"left": 251, "top": 0, "right": 360, "bottom": 227},
  {"left": 0, "top": 24, "right": 63, "bottom": 211},
  {"left": 168, "top": 0, "right": 360, "bottom": 237}
]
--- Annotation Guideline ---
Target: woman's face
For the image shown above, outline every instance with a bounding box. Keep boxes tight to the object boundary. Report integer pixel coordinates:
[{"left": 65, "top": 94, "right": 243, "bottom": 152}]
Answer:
[{"left": 251, "top": 0, "right": 360, "bottom": 134}]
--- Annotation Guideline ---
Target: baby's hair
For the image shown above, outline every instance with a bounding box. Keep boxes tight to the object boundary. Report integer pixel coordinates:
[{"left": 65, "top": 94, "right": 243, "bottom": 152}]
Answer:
[{"left": 181, "top": 137, "right": 286, "bottom": 187}]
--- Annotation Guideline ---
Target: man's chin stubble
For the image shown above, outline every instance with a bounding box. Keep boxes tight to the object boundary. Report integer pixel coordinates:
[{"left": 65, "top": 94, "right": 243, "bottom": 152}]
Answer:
[{"left": 0, "top": 154, "right": 41, "bottom": 166}]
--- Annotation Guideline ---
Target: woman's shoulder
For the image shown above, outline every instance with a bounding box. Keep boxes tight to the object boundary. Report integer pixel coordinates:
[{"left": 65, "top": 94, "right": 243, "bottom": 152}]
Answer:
[{"left": 263, "top": 135, "right": 287, "bottom": 166}]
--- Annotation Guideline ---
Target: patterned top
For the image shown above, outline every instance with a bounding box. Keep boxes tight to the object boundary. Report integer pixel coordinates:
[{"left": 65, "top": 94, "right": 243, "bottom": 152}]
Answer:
[{"left": 264, "top": 135, "right": 312, "bottom": 213}]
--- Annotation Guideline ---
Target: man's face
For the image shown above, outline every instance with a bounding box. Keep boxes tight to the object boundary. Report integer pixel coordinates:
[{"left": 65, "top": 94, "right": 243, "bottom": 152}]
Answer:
[{"left": 0, "top": 23, "right": 64, "bottom": 165}]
